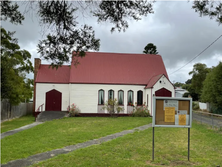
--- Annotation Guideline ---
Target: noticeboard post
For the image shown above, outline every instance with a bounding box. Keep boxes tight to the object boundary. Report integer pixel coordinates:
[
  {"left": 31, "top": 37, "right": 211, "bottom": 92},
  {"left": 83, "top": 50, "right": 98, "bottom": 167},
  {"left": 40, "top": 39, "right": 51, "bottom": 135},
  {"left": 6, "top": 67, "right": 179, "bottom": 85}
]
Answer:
[{"left": 152, "top": 97, "right": 192, "bottom": 161}]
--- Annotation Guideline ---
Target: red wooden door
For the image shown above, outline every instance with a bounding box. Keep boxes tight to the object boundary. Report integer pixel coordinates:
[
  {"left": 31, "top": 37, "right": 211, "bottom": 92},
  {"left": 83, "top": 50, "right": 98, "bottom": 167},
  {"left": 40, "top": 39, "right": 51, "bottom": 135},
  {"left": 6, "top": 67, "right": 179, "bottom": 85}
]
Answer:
[
  {"left": 155, "top": 88, "right": 172, "bottom": 97},
  {"left": 45, "top": 89, "right": 62, "bottom": 111}
]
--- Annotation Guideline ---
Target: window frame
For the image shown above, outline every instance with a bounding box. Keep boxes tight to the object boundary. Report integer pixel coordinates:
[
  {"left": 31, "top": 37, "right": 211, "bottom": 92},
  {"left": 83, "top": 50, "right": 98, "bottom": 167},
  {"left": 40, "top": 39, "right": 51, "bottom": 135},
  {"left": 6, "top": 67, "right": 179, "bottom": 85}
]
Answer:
[
  {"left": 137, "top": 90, "right": 143, "bottom": 106},
  {"left": 108, "top": 89, "right": 114, "bottom": 101},
  {"left": 98, "top": 89, "right": 105, "bottom": 105},
  {"left": 127, "top": 90, "right": 134, "bottom": 106},
  {"left": 118, "top": 90, "right": 124, "bottom": 106}
]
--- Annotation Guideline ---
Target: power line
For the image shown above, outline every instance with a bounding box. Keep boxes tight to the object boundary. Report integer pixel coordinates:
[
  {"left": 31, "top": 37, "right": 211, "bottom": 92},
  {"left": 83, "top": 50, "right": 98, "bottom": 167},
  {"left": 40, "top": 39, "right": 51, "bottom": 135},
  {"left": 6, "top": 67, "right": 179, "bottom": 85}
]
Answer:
[{"left": 169, "top": 34, "right": 222, "bottom": 75}]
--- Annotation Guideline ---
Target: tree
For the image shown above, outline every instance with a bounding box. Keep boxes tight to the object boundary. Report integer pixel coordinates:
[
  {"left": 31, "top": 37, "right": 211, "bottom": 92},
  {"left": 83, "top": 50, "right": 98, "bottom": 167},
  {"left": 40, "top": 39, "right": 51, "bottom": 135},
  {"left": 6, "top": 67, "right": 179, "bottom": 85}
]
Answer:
[
  {"left": 188, "top": 63, "right": 211, "bottom": 100},
  {"left": 192, "top": 1, "right": 222, "bottom": 24},
  {"left": 1, "top": 27, "right": 34, "bottom": 106},
  {"left": 201, "top": 62, "right": 222, "bottom": 113},
  {"left": 143, "top": 43, "right": 159, "bottom": 54},
  {"left": 0, "top": 1, "right": 24, "bottom": 24},
  {"left": 173, "top": 82, "right": 184, "bottom": 88},
  {"left": 1, "top": 1, "right": 154, "bottom": 68}
]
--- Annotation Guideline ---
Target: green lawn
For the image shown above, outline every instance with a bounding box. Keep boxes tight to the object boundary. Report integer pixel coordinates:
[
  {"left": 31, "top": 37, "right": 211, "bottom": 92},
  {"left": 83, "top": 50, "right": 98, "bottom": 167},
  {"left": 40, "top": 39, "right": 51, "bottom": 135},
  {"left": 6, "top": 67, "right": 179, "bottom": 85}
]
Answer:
[
  {"left": 1, "top": 117, "right": 151, "bottom": 164},
  {"left": 31, "top": 121, "right": 222, "bottom": 167},
  {"left": 1, "top": 115, "right": 35, "bottom": 133}
]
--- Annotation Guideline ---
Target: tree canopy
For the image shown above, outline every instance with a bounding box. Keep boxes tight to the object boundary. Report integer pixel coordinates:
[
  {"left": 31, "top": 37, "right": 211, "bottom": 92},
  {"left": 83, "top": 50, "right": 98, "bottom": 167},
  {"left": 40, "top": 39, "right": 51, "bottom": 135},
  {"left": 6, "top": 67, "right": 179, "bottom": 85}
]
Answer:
[
  {"left": 143, "top": 43, "right": 159, "bottom": 54},
  {"left": 192, "top": 0, "right": 222, "bottom": 24},
  {"left": 2, "top": 0, "right": 154, "bottom": 68},
  {"left": 188, "top": 63, "right": 211, "bottom": 99},
  {"left": 201, "top": 62, "right": 222, "bottom": 109},
  {"left": 1, "top": 27, "right": 34, "bottom": 105}
]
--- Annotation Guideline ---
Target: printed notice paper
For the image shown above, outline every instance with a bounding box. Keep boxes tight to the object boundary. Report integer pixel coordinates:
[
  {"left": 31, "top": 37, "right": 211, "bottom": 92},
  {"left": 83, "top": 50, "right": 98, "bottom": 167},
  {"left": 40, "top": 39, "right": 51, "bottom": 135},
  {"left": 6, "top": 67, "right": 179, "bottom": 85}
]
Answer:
[
  {"left": 165, "top": 107, "right": 175, "bottom": 122},
  {"left": 179, "top": 115, "right": 186, "bottom": 125}
]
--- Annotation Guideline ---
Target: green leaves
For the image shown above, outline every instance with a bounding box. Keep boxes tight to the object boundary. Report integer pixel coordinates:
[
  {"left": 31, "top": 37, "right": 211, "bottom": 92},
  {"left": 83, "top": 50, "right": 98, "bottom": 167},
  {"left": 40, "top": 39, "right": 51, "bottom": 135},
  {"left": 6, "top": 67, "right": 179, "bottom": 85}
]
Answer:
[
  {"left": 201, "top": 62, "right": 222, "bottom": 108},
  {"left": 0, "top": 1, "right": 24, "bottom": 25},
  {"left": 93, "top": 1, "right": 154, "bottom": 32},
  {"left": 143, "top": 43, "right": 159, "bottom": 54},
  {"left": 1, "top": 27, "right": 33, "bottom": 105},
  {"left": 192, "top": 0, "right": 222, "bottom": 24}
]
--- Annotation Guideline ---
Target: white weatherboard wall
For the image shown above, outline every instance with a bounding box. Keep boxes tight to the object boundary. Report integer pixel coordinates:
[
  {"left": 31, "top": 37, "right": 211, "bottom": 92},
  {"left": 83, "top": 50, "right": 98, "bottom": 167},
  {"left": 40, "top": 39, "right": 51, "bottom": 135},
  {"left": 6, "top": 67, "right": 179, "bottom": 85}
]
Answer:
[
  {"left": 70, "top": 84, "right": 147, "bottom": 114},
  {"left": 35, "top": 83, "right": 69, "bottom": 111},
  {"left": 35, "top": 80, "right": 174, "bottom": 114},
  {"left": 152, "top": 75, "right": 175, "bottom": 97}
]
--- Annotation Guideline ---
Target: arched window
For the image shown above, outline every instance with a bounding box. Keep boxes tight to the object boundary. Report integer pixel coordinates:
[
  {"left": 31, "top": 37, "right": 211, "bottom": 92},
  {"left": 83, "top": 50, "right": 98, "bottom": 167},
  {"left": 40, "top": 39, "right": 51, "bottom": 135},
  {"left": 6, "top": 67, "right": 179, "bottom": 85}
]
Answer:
[
  {"left": 118, "top": 90, "right": 124, "bottom": 105},
  {"left": 137, "top": 90, "right": 143, "bottom": 106},
  {"left": 108, "top": 89, "right": 114, "bottom": 100},
  {"left": 98, "top": 89, "right": 104, "bottom": 105},
  {"left": 128, "top": 90, "right": 133, "bottom": 105}
]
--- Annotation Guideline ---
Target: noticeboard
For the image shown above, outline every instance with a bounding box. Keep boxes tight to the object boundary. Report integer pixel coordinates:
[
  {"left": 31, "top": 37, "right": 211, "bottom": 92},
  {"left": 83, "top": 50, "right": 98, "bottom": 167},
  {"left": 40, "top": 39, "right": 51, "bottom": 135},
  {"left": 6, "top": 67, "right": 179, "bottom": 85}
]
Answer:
[{"left": 152, "top": 97, "right": 192, "bottom": 128}]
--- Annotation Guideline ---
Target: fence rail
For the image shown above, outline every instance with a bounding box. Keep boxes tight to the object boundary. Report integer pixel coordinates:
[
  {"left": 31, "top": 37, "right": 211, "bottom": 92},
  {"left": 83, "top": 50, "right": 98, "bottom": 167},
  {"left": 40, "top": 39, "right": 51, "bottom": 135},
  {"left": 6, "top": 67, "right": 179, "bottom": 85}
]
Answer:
[{"left": 193, "top": 111, "right": 222, "bottom": 129}]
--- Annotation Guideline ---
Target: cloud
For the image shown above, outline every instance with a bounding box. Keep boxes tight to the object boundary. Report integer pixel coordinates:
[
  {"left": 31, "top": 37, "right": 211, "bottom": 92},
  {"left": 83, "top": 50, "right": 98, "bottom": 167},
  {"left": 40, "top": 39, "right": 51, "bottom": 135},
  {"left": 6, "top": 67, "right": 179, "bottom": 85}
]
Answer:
[{"left": 1, "top": 1, "right": 221, "bottom": 83}]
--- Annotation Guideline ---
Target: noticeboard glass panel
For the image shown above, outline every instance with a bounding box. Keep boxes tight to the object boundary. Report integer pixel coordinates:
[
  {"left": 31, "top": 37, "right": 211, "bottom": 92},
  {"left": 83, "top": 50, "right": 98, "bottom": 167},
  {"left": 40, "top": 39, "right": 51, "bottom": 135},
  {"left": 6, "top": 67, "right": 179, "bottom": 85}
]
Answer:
[{"left": 152, "top": 97, "right": 192, "bottom": 128}]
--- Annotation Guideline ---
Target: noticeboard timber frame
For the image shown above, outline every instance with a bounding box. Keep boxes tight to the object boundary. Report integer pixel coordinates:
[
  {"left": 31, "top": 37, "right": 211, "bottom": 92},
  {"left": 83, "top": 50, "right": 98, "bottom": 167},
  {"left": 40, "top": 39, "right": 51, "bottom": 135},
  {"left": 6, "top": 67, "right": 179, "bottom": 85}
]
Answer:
[{"left": 152, "top": 96, "right": 192, "bottom": 128}]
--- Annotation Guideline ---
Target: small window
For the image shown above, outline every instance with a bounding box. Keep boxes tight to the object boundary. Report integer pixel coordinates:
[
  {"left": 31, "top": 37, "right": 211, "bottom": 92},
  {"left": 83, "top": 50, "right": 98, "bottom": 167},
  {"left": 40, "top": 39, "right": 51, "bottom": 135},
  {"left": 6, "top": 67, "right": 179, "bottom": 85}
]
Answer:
[
  {"left": 108, "top": 89, "right": 114, "bottom": 100},
  {"left": 118, "top": 90, "right": 124, "bottom": 105},
  {"left": 128, "top": 90, "right": 133, "bottom": 105},
  {"left": 137, "top": 90, "right": 143, "bottom": 105},
  {"left": 98, "top": 89, "right": 104, "bottom": 105}
]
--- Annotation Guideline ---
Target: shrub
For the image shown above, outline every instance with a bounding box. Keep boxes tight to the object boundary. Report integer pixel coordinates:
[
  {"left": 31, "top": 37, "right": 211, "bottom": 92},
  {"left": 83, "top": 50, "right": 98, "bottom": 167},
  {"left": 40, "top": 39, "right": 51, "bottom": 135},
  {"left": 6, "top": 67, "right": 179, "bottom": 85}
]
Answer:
[
  {"left": 192, "top": 101, "right": 199, "bottom": 110},
  {"left": 67, "top": 103, "right": 81, "bottom": 117},
  {"left": 131, "top": 102, "right": 150, "bottom": 117},
  {"left": 102, "top": 98, "right": 124, "bottom": 117}
]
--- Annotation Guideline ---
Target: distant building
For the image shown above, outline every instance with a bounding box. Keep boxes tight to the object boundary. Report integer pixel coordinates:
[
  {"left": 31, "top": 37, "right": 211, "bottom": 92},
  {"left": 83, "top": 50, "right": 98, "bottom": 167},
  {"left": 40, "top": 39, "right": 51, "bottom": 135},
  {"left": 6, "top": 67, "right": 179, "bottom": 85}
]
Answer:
[{"left": 175, "top": 87, "right": 188, "bottom": 98}]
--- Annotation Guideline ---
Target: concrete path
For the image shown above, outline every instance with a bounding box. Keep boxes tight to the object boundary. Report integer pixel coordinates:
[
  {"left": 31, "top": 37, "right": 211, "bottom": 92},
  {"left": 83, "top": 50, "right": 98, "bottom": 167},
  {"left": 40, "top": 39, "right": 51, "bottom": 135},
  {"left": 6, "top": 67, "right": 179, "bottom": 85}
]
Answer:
[
  {"left": 2, "top": 123, "right": 152, "bottom": 167},
  {"left": 36, "top": 111, "right": 68, "bottom": 122},
  {"left": 1, "top": 122, "right": 43, "bottom": 139}
]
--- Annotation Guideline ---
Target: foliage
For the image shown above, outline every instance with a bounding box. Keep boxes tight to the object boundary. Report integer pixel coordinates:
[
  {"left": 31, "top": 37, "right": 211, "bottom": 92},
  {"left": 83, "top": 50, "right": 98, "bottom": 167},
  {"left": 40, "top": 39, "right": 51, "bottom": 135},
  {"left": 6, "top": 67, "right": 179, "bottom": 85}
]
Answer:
[
  {"left": 209, "top": 103, "right": 222, "bottom": 114},
  {"left": 103, "top": 98, "right": 124, "bottom": 117},
  {"left": 192, "top": 0, "right": 222, "bottom": 24},
  {"left": 93, "top": 1, "right": 153, "bottom": 32},
  {"left": 1, "top": 27, "right": 34, "bottom": 105},
  {"left": 67, "top": 103, "right": 81, "bottom": 117},
  {"left": 192, "top": 101, "right": 200, "bottom": 110},
  {"left": 1, "top": 117, "right": 152, "bottom": 164},
  {"left": 184, "top": 63, "right": 211, "bottom": 101},
  {"left": 0, "top": 1, "right": 24, "bottom": 24},
  {"left": 3, "top": 1, "right": 153, "bottom": 68},
  {"left": 201, "top": 62, "right": 222, "bottom": 110},
  {"left": 182, "top": 92, "right": 189, "bottom": 98},
  {"left": 173, "top": 82, "right": 184, "bottom": 88},
  {"left": 131, "top": 102, "right": 150, "bottom": 117},
  {"left": 143, "top": 43, "right": 158, "bottom": 54}
]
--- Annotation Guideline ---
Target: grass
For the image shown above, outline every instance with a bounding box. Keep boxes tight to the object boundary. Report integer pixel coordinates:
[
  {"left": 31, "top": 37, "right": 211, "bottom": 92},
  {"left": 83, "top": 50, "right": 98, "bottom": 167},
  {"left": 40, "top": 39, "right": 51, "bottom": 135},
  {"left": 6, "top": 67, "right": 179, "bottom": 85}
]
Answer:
[
  {"left": 31, "top": 120, "right": 222, "bottom": 167},
  {"left": 1, "top": 117, "right": 151, "bottom": 164},
  {"left": 1, "top": 115, "right": 35, "bottom": 133}
]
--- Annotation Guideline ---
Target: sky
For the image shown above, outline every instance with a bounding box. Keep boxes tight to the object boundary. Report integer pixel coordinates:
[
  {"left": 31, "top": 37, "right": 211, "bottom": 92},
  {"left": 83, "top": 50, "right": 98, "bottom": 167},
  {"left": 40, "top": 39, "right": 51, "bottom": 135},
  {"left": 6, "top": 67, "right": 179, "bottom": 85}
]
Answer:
[{"left": 2, "top": 1, "right": 222, "bottom": 84}]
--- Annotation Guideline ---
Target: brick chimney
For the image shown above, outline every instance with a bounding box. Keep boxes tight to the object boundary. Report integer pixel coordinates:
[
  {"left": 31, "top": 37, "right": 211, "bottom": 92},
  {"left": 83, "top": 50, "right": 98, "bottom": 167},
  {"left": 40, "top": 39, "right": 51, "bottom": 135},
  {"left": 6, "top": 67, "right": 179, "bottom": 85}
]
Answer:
[
  {"left": 33, "top": 58, "right": 41, "bottom": 115},
  {"left": 34, "top": 58, "right": 41, "bottom": 82}
]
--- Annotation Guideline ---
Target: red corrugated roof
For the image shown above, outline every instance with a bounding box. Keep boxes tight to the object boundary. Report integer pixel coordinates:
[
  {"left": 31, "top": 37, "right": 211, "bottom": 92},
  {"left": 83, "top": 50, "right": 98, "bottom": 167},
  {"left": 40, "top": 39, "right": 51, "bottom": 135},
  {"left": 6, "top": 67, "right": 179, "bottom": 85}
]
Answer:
[
  {"left": 36, "top": 65, "right": 70, "bottom": 83},
  {"left": 36, "top": 52, "right": 168, "bottom": 85},
  {"left": 69, "top": 52, "right": 168, "bottom": 85},
  {"left": 145, "top": 74, "right": 163, "bottom": 88}
]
